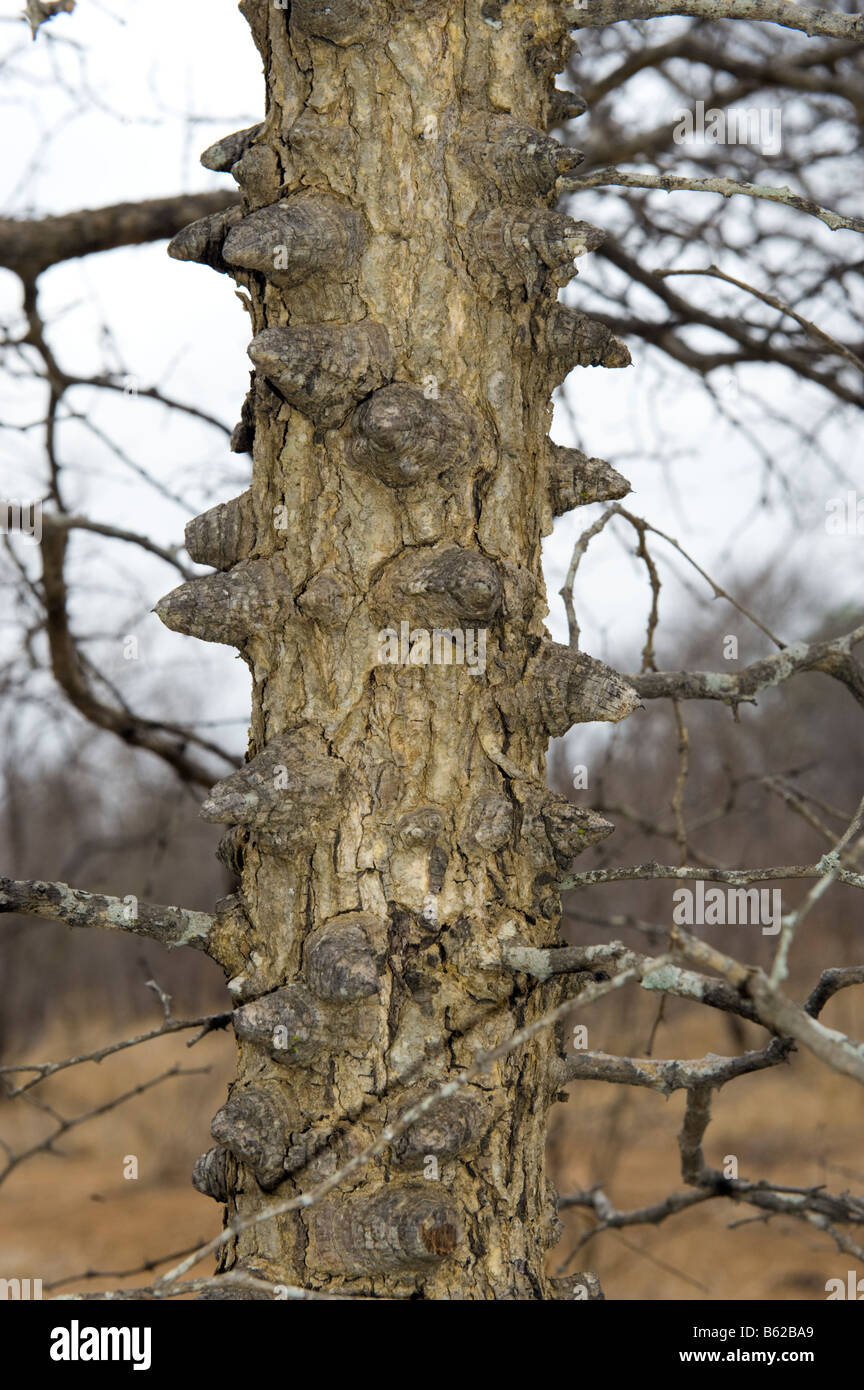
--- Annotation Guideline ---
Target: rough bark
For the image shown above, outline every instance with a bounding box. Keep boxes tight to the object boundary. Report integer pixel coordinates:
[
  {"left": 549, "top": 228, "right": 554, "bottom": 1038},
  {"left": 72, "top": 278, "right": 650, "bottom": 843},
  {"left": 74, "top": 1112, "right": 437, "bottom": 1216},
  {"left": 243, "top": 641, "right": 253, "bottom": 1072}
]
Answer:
[{"left": 160, "top": 0, "right": 636, "bottom": 1299}]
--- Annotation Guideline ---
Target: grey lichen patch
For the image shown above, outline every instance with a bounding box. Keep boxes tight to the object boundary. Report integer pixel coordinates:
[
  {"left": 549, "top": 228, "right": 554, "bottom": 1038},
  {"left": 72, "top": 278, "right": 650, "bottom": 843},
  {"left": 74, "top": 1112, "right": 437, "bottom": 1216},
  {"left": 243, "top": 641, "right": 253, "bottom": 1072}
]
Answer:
[{"left": 642, "top": 962, "right": 702, "bottom": 994}]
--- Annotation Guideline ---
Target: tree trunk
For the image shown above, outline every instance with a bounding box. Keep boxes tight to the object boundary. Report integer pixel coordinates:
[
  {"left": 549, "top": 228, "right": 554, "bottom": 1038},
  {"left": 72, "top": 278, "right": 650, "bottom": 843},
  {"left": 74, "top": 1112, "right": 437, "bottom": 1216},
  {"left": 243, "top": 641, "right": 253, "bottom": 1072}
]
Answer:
[{"left": 158, "top": 0, "right": 635, "bottom": 1300}]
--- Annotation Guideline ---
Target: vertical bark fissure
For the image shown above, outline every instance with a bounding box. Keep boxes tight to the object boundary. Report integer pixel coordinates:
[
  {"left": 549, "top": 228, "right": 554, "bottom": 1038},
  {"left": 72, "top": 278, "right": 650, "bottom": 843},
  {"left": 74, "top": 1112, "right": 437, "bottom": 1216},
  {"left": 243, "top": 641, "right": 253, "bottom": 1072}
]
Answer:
[{"left": 166, "top": 0, "right": 636, "bottom": 1299}]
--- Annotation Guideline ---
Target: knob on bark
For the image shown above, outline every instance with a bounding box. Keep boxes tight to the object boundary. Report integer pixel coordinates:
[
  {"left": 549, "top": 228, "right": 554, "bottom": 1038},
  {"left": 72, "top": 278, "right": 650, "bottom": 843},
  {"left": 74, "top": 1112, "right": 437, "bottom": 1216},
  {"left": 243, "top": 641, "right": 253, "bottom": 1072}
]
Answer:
[
  {"left": 289, "top": 0, "right": 383, "bottom": 44},
  {"left": 200, "top": 728, "right": 347, "bottom": 829},
  {"left": 547, "top": 443, "right": 631, "bottom": 513},
  {"left": 223, "top": 194, "right": 364, "bottom": 288},
  {"left": 306, "top": 1188, "right": 463, "bottom": 1274},
  {"left": 296, "top": 567, "right": 356, "bottom": 628},
  {"left": 200, "top": 123, "right": 264, "bottom": 173},
  {"left": 541, "top": 305, "right": 632, "bottom": 370},
  {"left": 304, "top": 913, "right": 384, "bottom": 1001},
  {"left": 514, "top": 783, "right": 613, "bottom": 870},
  {"left": 210, "top": 1083, "right": 295, "bottom": 1191},
  {"left": 548, "top": 89, "right": 588, "bottom": 127},
  {"left": 349, "top": 384, "right": 476, "bottom": 487},
  {"left": 462, "top": 793, "right": 515, "bottom": 853},
  {"left": 232, "top": 982, "right": 328, "bottom": 1066},
  {"left": 248, "top": 322, "right": 394, "bottom": 430},
  {"left": 167, "top": 206, "right": 241, "bottom": 273},
  {"left": 154, "top": 557, "right": 292, "bottom": 647},
  {"left": 472, "top": 208, "right": 603, "bottom": 296},
  {"left": 526, "top": 639, "right": 641, "bottom": 734},
  {"left": 192, "top": 1145, "right": 233, "bottom": 1203},
  {"left": 372, "top": 544, "right": 503, "bottom": 626},
  {"left": 541, "top": 796, "right": 615, "bottom": 866},
  {"left": 459, "top": 115, "right": 583, "bottom": 200},
  {"left": 185, "top": 490, "right": 256, "bottom": 571},
  {"left": 390, "top": 1091, "right": 489, "bottom": 1168}
]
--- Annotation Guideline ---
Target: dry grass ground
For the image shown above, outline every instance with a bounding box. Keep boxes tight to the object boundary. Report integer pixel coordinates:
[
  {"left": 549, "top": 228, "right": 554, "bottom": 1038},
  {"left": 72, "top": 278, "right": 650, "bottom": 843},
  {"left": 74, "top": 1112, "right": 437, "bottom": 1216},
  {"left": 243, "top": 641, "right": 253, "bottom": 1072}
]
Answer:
[
  {"left": 550, "top": 983, "right": 864, "bottom": 1300},
  {"left": 1, "top": 979, "right": 862, "bottom": 1301},
  {"left": 1, "top": 1026, "right": 233, "bottom": 1298}
]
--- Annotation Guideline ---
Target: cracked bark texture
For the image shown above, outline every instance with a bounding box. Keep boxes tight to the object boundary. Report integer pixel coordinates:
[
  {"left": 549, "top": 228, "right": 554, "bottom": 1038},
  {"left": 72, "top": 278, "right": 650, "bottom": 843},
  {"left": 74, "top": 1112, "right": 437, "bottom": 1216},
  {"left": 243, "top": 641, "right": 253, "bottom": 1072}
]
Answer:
[{"left": 163, "top": 0, "right": 635, "bottom": 1299}]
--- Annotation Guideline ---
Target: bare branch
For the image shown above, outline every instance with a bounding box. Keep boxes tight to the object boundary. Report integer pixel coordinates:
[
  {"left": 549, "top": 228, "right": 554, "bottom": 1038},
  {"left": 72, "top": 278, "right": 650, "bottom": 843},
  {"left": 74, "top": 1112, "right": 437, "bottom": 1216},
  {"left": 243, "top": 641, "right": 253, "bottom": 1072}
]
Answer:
[
  {"left": 0, "top": 1065, "right": 207, "bottom": 1187},
  {"left": 40, "top": 527, "right": 237, "bottom": 786},
  {"left": 0, "top": 1008, "right": 232, "bottom": 1098},
  {"left": 630, "top": 624, "right": 864, "bottom": 711},
  {"left": 0, "top": 192, "right": 238, "bottom": 279},
  {"left": 501, "top": 940, "right": 762, "bottom": 1021},
  {"left": 677, "top": 931, "right": 864, "bottom": 1085},
  {"left": 561, "top": 858, "right": 864, "bottom": 890},
  {"left": 770, "top": 792, "right": 864, "bottom": 982},
  {"left": 659, "top": 264, "right": 864, "bottom": 374},
  {"left": 42, "top": 513, "right": 194, "bottom": 580},
  {"left": 555, "top": 1036, "right": 790, "bottom": 1090},
  {"left": 0, "top": 876, "right": 216, "bottom": 952},
  {"left": 806, "top": 967, "right": 864, "bottom": 1018},
  {"left": 562, "top": 167, "right": 864, "bottom": 235},
  {"left": 566, "top": 1, "right": 864, "bottom": 45}
]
